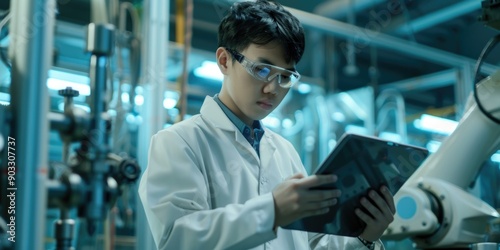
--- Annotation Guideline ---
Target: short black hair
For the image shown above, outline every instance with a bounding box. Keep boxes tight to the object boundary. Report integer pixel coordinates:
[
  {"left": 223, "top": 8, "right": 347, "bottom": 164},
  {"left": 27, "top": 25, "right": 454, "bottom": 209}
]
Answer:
[{"left": 218, "top": 0, "right": 305, "bottom": 64}]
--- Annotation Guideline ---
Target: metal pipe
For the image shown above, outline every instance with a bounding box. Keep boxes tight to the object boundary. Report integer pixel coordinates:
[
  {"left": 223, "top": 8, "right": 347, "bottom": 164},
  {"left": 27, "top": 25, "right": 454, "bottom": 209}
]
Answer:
[
  {"left": 314, "top": 0, "right": 386, "bottom": 19},
  {"left": 85, "top": 23, "right": 114, "bottom": 234},
  {"left": 86, "top": 53, "right": 108, "bottom": 233},
  {"left": 136, "top": 0, "right": 169, "bottom": 249},
  {"left": 285, "top": 7, "right": 498, "bottom": 74},
  {"left": 8, "top": 0, "right": 56, "bottom": 249},
  {"left": 379, "top": 69, "right": 458, "bottom": 92},
  {"left": 376, "top": 89, "right": 408, "bottom": 143},
  {"left": 393, "top": 1, "right": 481, "bottom": 35}
]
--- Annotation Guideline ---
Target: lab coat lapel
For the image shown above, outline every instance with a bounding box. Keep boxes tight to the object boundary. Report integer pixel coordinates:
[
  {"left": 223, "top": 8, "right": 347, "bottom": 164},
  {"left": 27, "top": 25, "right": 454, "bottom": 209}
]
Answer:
[
  {"left": 260, "top": 132, "right": 277, "bottom": 169},
  {"left": 200, "top": 96, "right": 234, "bottom": 131},
  {"left": 200, "top": 96, "right": 260, "bottom": 162},
  {"left": 235, "top": 130, "right": 260, "bottom": 162}
]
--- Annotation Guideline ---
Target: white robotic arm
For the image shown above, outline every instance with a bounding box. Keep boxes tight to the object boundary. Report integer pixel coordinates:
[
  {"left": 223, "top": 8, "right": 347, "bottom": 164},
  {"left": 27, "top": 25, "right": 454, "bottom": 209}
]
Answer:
[{"left": 383, "top": 70, "right": 500, "bottom": 248}]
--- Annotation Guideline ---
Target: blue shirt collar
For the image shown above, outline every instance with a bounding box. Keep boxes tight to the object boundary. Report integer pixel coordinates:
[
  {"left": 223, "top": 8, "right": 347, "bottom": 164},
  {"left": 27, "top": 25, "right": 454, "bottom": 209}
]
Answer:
[{"left": 213, "top": 94, "right": 265, "bottom": 152}]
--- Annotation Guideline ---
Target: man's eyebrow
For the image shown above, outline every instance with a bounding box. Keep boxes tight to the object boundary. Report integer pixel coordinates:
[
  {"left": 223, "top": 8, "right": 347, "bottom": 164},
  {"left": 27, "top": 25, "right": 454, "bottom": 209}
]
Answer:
[{"left": 257, "top": 57, "right": 296, "bottom": 71}]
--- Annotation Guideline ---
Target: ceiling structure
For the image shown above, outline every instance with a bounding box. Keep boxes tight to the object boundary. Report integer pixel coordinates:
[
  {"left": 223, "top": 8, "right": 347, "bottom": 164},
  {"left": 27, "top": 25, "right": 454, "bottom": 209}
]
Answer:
[
  {"left": 170, "top": 0, "right": 499, "bottom": 107},
  {"left": 1, "top": 0, "right": 499, "bottom": 115}
]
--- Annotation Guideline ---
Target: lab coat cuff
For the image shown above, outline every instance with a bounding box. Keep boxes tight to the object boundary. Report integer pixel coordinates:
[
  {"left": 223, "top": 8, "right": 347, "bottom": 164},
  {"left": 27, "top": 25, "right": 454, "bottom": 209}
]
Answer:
[
  {"left": 353, "top": 238, "right": 384, "bottom": 250},
  {"left": 253, "top": 192, "right": 278, "bottom": 238},
  {"left": 374, "top": 240, "right": 384, "bottom": 250}
]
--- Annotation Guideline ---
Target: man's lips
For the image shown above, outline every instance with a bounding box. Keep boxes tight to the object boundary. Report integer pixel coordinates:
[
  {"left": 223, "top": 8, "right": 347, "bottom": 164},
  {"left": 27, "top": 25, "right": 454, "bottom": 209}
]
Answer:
[{"left": 257, "top": 101, "right": 273, "bottom": 110}]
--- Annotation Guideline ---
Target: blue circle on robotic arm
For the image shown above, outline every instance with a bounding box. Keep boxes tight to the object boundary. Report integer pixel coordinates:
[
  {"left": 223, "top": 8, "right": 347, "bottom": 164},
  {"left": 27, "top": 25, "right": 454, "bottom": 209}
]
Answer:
[{"left": 397, "top": 196, "right": 417, "bottom": 220}]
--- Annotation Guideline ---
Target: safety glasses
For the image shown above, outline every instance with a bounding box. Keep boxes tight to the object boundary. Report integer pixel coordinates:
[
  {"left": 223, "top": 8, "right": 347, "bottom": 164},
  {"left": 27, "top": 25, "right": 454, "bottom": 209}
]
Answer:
[{"left": 226, "top": 48, "right": 300, "bottom": 88}]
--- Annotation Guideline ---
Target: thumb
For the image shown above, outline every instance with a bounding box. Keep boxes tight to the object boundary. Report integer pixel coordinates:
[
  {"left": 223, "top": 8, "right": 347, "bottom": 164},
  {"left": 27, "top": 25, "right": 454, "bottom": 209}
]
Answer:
[{"left": 287, "top": 172, "right": 305, "bottom": 180}]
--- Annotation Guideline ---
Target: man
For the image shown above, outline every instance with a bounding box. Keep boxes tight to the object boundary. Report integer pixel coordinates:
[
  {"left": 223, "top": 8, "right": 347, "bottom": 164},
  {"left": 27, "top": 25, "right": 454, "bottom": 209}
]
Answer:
[{"left": 138, "top": 1, "right": 395, "bottom": 249}]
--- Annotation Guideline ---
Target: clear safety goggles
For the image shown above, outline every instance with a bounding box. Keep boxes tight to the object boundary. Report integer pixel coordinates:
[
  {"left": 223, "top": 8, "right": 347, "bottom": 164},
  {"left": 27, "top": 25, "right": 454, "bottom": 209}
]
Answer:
[{"left": 226, "top": 48, "right": 301, "bottom": 88}]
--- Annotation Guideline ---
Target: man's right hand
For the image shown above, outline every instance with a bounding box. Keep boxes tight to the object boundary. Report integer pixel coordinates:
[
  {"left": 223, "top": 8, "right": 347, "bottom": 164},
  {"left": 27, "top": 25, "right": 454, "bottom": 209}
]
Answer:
[{"left": 272, "top": 173, "right": 341, "bottom": 228}]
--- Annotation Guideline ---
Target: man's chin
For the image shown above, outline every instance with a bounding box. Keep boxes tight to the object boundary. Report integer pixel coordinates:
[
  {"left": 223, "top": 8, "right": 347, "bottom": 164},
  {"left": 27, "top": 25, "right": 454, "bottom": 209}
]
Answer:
[{"left": 253, "top": 112, "right": 272, "bottom": 121}]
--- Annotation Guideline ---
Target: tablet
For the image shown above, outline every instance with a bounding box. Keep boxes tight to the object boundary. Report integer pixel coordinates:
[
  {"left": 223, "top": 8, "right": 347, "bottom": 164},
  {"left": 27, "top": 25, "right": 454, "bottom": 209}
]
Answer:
[{"left": 283, "top": 133, "right": 429, "bottom": 236}]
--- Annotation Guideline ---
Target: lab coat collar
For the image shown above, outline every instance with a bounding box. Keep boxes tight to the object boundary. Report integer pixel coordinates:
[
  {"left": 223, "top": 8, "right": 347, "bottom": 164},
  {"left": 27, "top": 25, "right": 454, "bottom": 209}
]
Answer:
[
  {"left": 200, "top": 96, "right": 277, "bottom": 164},
  {"left": 200, "top": 96, "right": 239, "bottom": 131}
]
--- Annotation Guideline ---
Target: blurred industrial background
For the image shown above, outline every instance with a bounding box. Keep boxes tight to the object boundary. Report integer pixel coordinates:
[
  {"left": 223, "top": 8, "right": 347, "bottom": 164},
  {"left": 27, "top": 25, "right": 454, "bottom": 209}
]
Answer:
[{"left": 0, "top": 0, "right": 499, "bottom": 249}]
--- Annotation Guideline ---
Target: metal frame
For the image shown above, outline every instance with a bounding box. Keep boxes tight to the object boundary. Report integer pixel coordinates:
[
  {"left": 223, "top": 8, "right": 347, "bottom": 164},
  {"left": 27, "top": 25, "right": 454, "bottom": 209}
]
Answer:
[
  {"left": 9, "top": 0, "right": 56, "bottom": 249},
  {"left": 287, "top": 6, "right": 497, "bottom": 74}
]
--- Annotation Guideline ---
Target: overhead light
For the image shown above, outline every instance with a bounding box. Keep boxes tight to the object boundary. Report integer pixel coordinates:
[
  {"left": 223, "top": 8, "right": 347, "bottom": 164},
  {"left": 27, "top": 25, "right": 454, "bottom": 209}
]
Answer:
[
  {"left": 282, "top": 118, "right": 294, "bottom": 129},
  {"left": 297, "top": 83, "right": 311, "bottom": 94},
  {"left": 414, "top": 114, "right": 458, "bottom": 135},
  {"left": 47, "top": 78, "right": 91, "bottom": 96},
  {"left": 121, "top": 92, "right": 130, "bottom": 104},
  {"left": 47, "top": 70, "right": 91, "bottom": 96},
  {"left": 135, "top": 86, "right": 143, "bottom": 95},
  {"left": 163, "top": 99, "right": 177, "bottom": 110},
  {"left": 491, "top": 151, "right": 500, "bottom": 163},
  {"left": 194, "top": 61, "right": 223, "bottom": 82},
  {"left": 134, "top": 94, "right": 144, "bottom": 106},
  {"left": 163, "top": 91, "right": 179, "bottom": 109},
  {"left": 379, "top": 132, "right": 402, "bottom": 142},
  {"left": 126, "top": 113, "right": 136, "bottom": 124},
  {"left": 107, "top": 109, "right": 117, "bottom": 117},
  {"left": 345, "top": 125, "right": 367, "bottom": 135},
  {"left": 332, "top": 112, "right": 346, "bottom": 123}
]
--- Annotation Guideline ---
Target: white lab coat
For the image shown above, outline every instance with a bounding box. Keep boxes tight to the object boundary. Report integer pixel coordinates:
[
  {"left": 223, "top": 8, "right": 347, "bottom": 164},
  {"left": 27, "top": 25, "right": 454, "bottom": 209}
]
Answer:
[{"left": 138, "top": 96, "right": 382, "bottom": 250}]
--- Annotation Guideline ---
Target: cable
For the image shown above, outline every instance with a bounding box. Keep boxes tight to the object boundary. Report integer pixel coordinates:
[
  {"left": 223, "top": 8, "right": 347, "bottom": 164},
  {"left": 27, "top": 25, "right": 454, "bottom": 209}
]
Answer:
[
  {"left": 473, "top": 33, "right": 500, "bottom": 124},
  {"left": 119, "top": 2, "right": 140, "bottom": 35}
]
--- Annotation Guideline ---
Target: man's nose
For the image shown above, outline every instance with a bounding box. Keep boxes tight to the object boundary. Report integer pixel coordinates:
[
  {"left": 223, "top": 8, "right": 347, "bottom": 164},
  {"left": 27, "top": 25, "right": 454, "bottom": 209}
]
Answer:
[{"left": 263, "top": 76, "right": 279, "bottom": 95}]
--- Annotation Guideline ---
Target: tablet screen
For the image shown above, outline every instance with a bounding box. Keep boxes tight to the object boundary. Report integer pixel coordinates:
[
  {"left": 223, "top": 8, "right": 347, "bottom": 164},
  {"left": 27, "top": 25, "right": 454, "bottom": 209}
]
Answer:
[{"left": 283, "top": 133, "right": 429, "bottom": 236}]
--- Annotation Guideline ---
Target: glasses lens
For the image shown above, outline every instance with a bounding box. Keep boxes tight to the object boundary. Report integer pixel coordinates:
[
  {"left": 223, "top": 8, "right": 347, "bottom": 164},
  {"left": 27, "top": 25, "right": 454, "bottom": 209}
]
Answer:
[
  {"left": 250, "top": 63, "right": 300, "bottom": 88},
  {"left": 279, "top": 72, "right": 301, "bottom": 88},
  {"left": 255, "top": 66, "right": 271, "bottom": 79}
]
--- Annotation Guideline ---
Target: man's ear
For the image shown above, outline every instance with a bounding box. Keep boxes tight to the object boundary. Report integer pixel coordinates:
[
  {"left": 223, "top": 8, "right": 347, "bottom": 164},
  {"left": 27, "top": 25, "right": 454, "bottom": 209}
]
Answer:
[{"left": 216, "top": 47, "right": 231, "bottom": 75}]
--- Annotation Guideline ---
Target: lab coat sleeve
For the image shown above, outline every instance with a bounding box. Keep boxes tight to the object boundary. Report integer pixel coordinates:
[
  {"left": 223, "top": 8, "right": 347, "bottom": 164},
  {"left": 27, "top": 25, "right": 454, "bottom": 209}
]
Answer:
[
  {"left": 308, "top": 233, "right": 385, "bottom": 250},
  {"left": 139, "top": 131, "right": 277, "bottom": 250}
]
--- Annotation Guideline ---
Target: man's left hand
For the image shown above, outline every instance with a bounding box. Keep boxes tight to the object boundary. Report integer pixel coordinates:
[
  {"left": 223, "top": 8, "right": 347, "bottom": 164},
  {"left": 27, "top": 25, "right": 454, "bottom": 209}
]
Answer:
[{"left": 357, "top": 186, "right": 396, "bottom": 242}]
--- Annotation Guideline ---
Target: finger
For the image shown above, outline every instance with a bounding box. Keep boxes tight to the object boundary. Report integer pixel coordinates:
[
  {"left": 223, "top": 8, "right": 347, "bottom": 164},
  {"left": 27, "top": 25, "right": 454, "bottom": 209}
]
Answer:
[
  {"left": 302, "top": 207, "right": 330, "bottom": 218},
  {"left": 367, "top": 191, "right": 393, "bottom": 221},
  {"left": 380, "top": 186, "right": 396, "bottom": 214},
  {"left": 303, "top": 198, "right": 338, "bottom": 211},
  {"left": 298, "top": 174, "right": 337, "bottom": 188},
  {"left": 287, "top": 173, "right": 304, "bottom": 180},
  {"left": 303, "top": 189, "right": 342, "bottom": 202},
  {"left": 301, "top": 200, "right": 337, "bottom": 218},
  {"left": 355, "top": 208, "right": 374, "bottom": 225},
  {"left": 360, "top": 197, "right": 383, "bottom": 220}
]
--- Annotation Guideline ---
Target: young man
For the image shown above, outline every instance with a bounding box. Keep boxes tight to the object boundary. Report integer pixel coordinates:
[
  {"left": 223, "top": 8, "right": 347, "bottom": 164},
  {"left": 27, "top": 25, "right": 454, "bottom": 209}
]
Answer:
[{"left": 138, "top": 1, "right": 395, "bottom": 249}]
